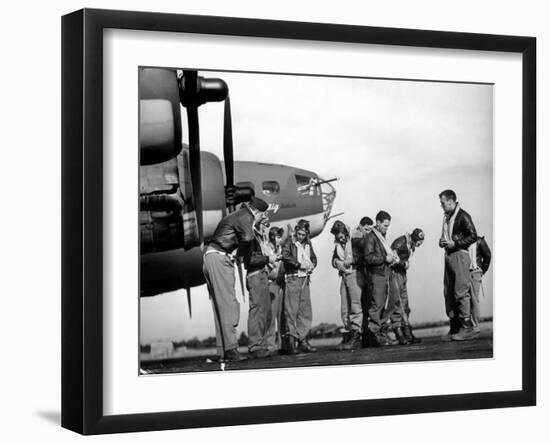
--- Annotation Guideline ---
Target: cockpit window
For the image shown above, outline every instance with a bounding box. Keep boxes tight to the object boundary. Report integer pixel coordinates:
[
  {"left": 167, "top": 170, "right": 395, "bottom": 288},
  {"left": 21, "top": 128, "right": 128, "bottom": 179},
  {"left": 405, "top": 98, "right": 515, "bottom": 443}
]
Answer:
[
  {"left": 295, "top": 174, "right": 318, "bottom": 197},
  {"left": 262, "top": 181, "right": 280, "bottom": 196}
]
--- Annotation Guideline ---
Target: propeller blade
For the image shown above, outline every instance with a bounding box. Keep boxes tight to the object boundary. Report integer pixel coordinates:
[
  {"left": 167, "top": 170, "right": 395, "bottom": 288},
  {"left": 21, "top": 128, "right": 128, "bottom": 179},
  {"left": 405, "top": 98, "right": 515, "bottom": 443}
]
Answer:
[
  {"left": 187, "top": 106, "right": 204, "bottom": 247},
  {"left": 186, "top": 287, "right": 192, "bottom": 318},
  {"left": 223, "top": 94, "right": 246, "bottom": 305},
  {"left": 223, "top": 96, "right": 234, "bottom": 189}
]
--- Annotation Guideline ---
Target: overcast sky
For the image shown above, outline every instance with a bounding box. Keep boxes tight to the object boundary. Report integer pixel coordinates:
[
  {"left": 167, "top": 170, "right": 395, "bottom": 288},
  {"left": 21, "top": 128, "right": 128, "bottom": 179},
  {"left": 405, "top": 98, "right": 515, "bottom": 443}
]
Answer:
[{"left": 140, "top": 70, "right": 493, "bottom": 343}]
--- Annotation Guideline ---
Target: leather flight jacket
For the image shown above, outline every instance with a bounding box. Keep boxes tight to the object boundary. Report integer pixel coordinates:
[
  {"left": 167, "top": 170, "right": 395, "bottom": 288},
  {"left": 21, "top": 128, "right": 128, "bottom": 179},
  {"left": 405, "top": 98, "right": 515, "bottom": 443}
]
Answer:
[
  {"left": 281, "top": 238, "right": 317, "bottom": 274},
  {"left": 364, "top": 230, "right": 390, "bottom": 276},
  {"left": 445, "top": 208, "right": 478, "bottom": 254},
  {"left": 350, "top": 227, "right": 367, "bottom": 267},
  {"left": 208, "top": 207, "right": 255, "bottom": 255},
  {"left": 243, "top": 237, "right": 269, "bottom": 273},
  {"left": 391, "top": 234, "right": 412, "bottom": 274}
]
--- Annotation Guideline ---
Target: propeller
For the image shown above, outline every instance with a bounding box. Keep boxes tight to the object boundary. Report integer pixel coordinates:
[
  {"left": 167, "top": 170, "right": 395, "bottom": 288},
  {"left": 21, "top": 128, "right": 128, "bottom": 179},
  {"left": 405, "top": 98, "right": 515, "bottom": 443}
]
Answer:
[
  {"left": 180, "top": 71, "right": 204, "bottom": 248},
  {"left": 179, "top": 71, "right": 229, "bottom": 248},
  {"left": 222, "top": 95, "right": 246, "bottom": 301},
  {"left": 178, "top": 71, "right": 244, "bottom": 327},
  {"left": 223, "top": 96, "right": 235, "bottom": 199},
  {"left": 178, "top": 71, "right": 252, "bottom": 334}
]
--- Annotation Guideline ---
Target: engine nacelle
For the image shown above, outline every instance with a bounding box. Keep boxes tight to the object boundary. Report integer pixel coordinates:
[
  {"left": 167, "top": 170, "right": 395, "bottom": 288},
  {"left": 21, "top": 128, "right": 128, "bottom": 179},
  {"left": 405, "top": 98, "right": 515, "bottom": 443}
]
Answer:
[
  {"left": 140, "top": 246, "right": 205, "bottom": 297},
  {"left": 139, "top": 68, "right": 182, "bottom": 166},
  {"left": 140, "top": 148, "right": 226, "bottom": 254}
]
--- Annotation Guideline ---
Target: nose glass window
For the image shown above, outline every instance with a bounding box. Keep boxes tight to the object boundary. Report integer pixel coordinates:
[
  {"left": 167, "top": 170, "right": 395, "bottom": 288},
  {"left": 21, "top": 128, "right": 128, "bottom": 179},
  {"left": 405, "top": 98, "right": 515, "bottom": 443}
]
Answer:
[{"left": 295, "top": 174, "right": 318, "bottom": 196}]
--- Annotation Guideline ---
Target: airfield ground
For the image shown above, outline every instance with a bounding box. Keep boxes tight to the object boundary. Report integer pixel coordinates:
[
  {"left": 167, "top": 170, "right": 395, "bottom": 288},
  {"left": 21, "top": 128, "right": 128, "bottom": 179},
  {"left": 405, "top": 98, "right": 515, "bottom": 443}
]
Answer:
[{"left": 140, "top": 322, "right": 493, "bottom": 374}]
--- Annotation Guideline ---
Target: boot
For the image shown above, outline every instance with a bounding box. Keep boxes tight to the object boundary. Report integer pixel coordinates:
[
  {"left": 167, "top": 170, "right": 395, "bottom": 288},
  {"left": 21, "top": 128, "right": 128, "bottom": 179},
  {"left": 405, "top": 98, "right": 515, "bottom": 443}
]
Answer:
[
  {"left": 451, "top": 319, "right": 479, "bottom": 341},
  {"left": 363, "top": 329, "right": 389, "bottom": 347},
  {"left": 223, "top": 349, "right": 248, "bottom": 362},
  {"left": 393, "top": 326, "right": 410, "bottom": 345},
  {"left": 441, "top": 317, "right": 460, "bottom": 341},
  {"left": 372, "top": 332, "right": 392, "bottom": 347},
  {"left": 342, "top": 330, "right": 362, "bottom": 351},
  {"left": 248, "top": 348, "right": 271, "bottom": 359},
  {"left": 381, "top": 324, "right": 398, "bottom": 345},
  {"left": 337, "top": 331, "right": 351, "bottom": 351},
  {"left": 363, "top": 326, "right": 374, "bottom": 348},
  {"left": 362, "top": 329, "right": 376, "bottom": 347},
  {"left": 284, "top": 336, "right": 299, "bottom": 355},
  {"left": 403, "top": 324, "right": 421, "bottom": 344},
  {"left": 298, "top": 339, "right": 317, "bottom": 353}
]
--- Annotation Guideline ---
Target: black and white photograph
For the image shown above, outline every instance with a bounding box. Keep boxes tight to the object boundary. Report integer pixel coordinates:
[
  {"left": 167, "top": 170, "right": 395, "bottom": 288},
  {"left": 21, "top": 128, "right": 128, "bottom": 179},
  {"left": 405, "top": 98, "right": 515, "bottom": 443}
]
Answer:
[{"left": 138, "top": 67, "right": 494, "bottom": 374}]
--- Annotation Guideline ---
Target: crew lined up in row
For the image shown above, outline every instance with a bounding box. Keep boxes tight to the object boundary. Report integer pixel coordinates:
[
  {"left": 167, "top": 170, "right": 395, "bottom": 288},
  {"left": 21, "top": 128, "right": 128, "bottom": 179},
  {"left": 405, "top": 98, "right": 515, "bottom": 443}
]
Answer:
[
  {"left": 203, "top": 201, "right": 318, "bottom": 361},
  {"left": 330, "top": 216, "right": 426, "bottom": 350},
  {"left": 202, "top": 190, "right": 491, "bottom": 362}
]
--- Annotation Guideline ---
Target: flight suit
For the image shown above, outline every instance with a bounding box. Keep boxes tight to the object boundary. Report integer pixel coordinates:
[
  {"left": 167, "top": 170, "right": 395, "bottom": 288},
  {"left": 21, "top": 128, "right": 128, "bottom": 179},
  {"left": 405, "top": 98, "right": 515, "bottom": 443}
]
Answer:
[
  {"left": 332, "top": 239, "right": 363, "bottom": 334},
  {"left": 339, "top": 271, "right": 364, "bottom": 332},
  {"left": 284, "top": 275, "right": 313, "bottom": 340},
  {"left": 351, "top": 227, "right": 369, "bottom": 336},
  {"left": 444, "top": 250, "right": 473, "bottom": 324},
  {"left": 246, "top": 269, "right": 271, "bottom": 353},
  {"left": 202, "top": 206, "right": 255, "bottom": 355},
  {"left": 265, "top": 280, "right": 284, "bottom": 351},
  {"left": 441, "top": 207, "right": 478, "bottom": 330},
  {"left": 203, "top": 249, "right": 240, "bottom": 354},
  {"left": 243, "top": 234, "right": 272, "bottom": 354},
  {"left": 282, "top": 237, "right": 317, "bottom": 341},
  {"left": 386, "top": 235, "right": 414, "bottom": 326},
  {"left": 264, "top": 243, "right": 285, "bottom": 352},
  {"left": 364, "top": 230, "right": 397, "bottom": 334},
  {"left": 470, "top": 268, "right": 483, "bottom": 328}
]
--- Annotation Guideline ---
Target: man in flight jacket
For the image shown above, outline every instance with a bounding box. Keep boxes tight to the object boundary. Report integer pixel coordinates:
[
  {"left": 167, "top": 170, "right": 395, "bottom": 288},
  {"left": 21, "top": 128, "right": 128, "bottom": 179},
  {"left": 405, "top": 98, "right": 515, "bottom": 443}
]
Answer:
[
  {"left": 439, "top": 189, "right": 478, "bottom": 341},
  {"left": 281, "top": 219, "right": 318, "bottom": 354},
  {"left": 364, "top": 210, "right": 397, "bottom": 347}
]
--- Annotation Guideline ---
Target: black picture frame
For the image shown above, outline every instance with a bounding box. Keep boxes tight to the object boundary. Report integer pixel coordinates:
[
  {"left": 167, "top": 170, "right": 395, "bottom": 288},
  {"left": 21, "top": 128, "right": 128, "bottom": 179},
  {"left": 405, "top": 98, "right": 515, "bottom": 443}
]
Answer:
[{"left": 61, "top": 8, "right": 536, "bottom": 435}]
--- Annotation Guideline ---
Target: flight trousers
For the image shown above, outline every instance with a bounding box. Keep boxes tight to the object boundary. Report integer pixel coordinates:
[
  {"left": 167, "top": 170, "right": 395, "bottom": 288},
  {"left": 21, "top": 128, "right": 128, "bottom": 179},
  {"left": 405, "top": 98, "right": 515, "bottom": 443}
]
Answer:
[
  {"left": 368, "top": 266, "right": 398, "bottom": 333},
  {"left": 246, "top": 270, "right": 272, "bottom": 352},
  {"left": 470, "top": 268, "right": 483, "bottom": 327},
  {"left": 340, "top": 270, "right": 363, "bottom": 333},
  {"left": 202, "top": 250, "right": 240, "bottom": 355},
  {"left": 265, "top": 281, "right": 284, "bottom": 351},
  {"left": 444, "top": 250, "right": 473, "bottom": 324},
  {"left": 360, "top": 267, "right": 371, "bottom": 338},
  {"left": 284, "top": 275, "right": 312, "bottom": 340},
  {"left": 387, "top": 271, "right": 411, "bottom": 326}
]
